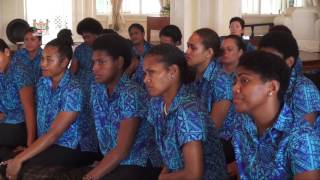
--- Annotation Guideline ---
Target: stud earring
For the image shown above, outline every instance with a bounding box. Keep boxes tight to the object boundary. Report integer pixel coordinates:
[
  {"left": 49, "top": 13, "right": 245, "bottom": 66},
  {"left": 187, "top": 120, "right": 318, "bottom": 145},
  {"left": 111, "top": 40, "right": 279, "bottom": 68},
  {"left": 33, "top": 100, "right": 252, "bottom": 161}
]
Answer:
[{"left": 268, "top": 92, "right": 273, "bottom": 96}]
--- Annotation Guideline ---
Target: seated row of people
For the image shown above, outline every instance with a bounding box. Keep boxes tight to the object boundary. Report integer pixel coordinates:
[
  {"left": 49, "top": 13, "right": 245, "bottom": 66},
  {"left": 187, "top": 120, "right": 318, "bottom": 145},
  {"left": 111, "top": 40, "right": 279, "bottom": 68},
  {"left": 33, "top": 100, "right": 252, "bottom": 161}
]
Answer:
[{"left": 0, "top": 16, "right": 319, "bottom": 179}]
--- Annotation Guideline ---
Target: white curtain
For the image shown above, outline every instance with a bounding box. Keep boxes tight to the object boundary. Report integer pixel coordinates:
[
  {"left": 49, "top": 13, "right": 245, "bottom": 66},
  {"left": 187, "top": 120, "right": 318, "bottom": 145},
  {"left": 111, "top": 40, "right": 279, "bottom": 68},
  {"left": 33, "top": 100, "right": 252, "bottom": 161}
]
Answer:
[
  {"left": 159, "top": 0, "right": 169, "bottom": 8},
  {"left": 109, "top": 0, "right": 125, "bottom": 31}
]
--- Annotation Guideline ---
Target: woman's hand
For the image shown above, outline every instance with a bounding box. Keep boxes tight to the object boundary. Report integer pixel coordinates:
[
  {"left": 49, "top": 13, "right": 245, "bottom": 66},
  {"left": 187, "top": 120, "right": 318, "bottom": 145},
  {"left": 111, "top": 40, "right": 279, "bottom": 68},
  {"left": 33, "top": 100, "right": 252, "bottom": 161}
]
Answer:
[{"left": 6, "top": 158, "right": 22, "bottom": 180}]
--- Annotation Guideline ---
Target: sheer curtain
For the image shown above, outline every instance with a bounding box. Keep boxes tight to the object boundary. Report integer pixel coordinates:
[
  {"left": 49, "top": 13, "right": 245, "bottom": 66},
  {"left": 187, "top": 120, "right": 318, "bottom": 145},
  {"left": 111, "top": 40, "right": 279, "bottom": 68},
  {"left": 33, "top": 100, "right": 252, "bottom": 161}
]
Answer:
[{"left": 110, "top": 0, "right": 124, "bottom": 31}]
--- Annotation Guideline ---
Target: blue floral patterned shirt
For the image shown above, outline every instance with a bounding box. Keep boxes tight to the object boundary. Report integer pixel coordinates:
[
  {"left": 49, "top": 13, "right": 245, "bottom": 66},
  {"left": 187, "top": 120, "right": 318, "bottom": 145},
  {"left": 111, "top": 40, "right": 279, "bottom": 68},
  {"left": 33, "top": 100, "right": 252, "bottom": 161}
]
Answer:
[
  {"left": 285, "top": 64, "right": 320, "bottom": 130},
  {"left": 36, "top": 70, "right": 98, "bottom": 152},
  {"left": 215, "top": 59, "right": 237, "bottom": 140},
  {"left": 91, "top": 74, "right": 153, "bottom": 166},
  {"left": 73, "top": 43, "right": 94, "bottom": 83},
  {"left": 0, "top": 62, "right": 34, "bottom": 124},
  {"left": 131, "top": 42, "right": 152, "bottom": 86},
  {"left": 12, "top": 48, "right": 43, "bottom": 82},
  {"left": 232, "top": 104, "right": 320, "bottom": 179},
  {"left": 148, "top": 85, "right": 228, "bottom": 180}
]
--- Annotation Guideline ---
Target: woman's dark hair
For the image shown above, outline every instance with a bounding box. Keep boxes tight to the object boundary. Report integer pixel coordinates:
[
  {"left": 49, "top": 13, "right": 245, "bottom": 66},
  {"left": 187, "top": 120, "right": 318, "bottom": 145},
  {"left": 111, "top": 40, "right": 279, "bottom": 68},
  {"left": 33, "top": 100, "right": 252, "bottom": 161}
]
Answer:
[
  {"left": 46, "top": 38, "right": 73, "bottom": 61},
  {"left": 223, "top": 35, "right": 246, "bottom": 52},
  {"left": 101, "top": 28, "right": 118, "bottom": 35},
  {"left": 128, "top": 23, "right": 145, "bottom": 33},
  {"left": 0, "top": 39, "right": 9, "bottom": 52},
  {"left": 145, "top": 44, "right": 195, "bottom": 84},
  {"left": 76, "top": 17, "right": 103, "bottom": 35},
  {"left": 194, "top": 28, "right": 221, "bottom": 56},
  {"left": 92, "top": 34, "right": 132, "bottom": 71},
  {"left": 159, "top": 25, "right": 182, "bottom": 44},
  {"left": 229, "top": 17, "right": 245, "bottom": 29},
  {"left": 269, "top": 25, "right": 292, "bottom": 34},
  {"left": 24, "top": 27, "right": 42, "bottom": 41},
  {"left": 57, "top": 29, "right": 73, "bottom": 46},
  {"left": 259, "top": 31, "right": 299, "bottom": 61},
  {"left": 238, "top": 51, "right": 290, "bottom": 102}
]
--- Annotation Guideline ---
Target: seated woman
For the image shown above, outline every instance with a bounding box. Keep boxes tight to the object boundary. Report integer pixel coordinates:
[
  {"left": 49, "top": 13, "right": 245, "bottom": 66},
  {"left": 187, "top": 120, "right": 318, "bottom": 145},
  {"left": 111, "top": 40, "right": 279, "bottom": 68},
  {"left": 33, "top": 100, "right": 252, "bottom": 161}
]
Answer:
[
  {"left": 185, "top": 28, "right": 233, "bottom": 130},
  {"left": 259, "top": 31, "right": 320, "bottom": 128},
  {"left": 159, "top": 25, "right": 182, "bottom": 46},
  {"left": 228, "top": 17, "right": 255, "bottom": 52},
  {"left": 82, "top": 34, "right": 159, "bottom": 180},
  {"left": 5, "top": 38, "right": 99, "bottom": 179},
  {"left": 144, "top": 44, "right": 227, "bottom": 180},
  {"left": 12, "top": 27, "right": 43, "bottom": 82},
  {"left": 0, "top": 39, "right": 36, "bottom": 161},
  {"left": 232, "top": 50, "right": 320, "bottom": 179},
  {"left": 127, "top": 23, "right": 152, "bottom": 85}
]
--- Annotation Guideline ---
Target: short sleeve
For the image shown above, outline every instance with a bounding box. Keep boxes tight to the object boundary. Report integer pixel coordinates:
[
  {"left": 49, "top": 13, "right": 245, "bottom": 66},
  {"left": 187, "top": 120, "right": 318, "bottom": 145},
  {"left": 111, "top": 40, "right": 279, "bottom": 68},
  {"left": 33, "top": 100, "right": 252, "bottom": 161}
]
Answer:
[
  {"left": 120, "top": 87, "right": 147, "bottom": 120},
  {"left": 13, "top": 63, "right": 34, "bottom": 89},
  {"left": 213, "top": 73, "right": 233, "bottom": 102},
  {"left": 176, "top": 108, "right": 206, "bottom": 147},
  {"left": 61, "top": 85, "right": 83, "bottom": 112},
  {"left": 289, "top": 132, "right": 320, "bottom": 175}
]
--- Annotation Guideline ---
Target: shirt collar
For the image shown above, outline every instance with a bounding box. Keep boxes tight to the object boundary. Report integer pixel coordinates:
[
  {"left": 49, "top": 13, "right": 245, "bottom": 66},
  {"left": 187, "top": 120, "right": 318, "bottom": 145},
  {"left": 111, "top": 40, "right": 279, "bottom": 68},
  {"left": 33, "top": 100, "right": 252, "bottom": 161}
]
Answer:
[
  {"left": 164, "top": 85, "right": 195, "bottom": 115},
  {"left": 43, "top": 70, "right": 71, "bottom": 89},
  {"left": 202, "top": 59, "right": 218, "bottom": 81}
]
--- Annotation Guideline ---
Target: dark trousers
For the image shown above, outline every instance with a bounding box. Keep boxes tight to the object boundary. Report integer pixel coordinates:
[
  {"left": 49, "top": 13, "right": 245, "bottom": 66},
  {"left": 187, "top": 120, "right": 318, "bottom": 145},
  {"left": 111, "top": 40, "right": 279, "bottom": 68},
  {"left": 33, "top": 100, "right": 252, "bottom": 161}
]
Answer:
[
  {"left": 0, "top": 122, "right": 27, "bottom": 162},
  {"left": 68, "top": 159, "right": 162, "bottom": 180}
]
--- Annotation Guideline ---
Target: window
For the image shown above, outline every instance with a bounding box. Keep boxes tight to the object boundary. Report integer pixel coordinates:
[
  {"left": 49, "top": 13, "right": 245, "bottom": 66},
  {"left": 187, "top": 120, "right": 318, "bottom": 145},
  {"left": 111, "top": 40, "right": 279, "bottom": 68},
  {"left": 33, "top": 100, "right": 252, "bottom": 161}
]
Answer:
[
  {"left": 242, "top": 0, "right": 282, "bottom": 15},
  {"left": 96, "top": 0, "right": 161, "bottom": 15},
  {"left": 242, "top": 0, "right": 305, "bottom": 15},
  {"left": 25, "top": 0, "right": 72, "bottom": 44}
]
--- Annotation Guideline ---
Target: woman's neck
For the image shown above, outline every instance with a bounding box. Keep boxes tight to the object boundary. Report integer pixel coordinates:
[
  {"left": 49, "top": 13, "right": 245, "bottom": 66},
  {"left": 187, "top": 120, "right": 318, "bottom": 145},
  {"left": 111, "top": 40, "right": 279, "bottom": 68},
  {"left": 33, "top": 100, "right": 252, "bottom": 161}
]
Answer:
[
  {"left": 250, "top": 100, "right": 281, "bottom": 136},
  {"left": 223, "top": 61, "right": 238, "bottom": 74},
  {"left": 28, "top": 49, "right": 38, "bottom": 60},
  {"left": 51, "top": 70, "right": 66, "bottom": 89},
  {"left": 106, "top": 72, "right": 123, "bottom": 96},
  {"left": 196, "top": 58, "right": 211, "bottom": 80},
  {"left": 162, "top": 82, "right": 181, "bottom": 113},
  {"left": 134, "top": 42, "right": 145, "bottom": 55}
]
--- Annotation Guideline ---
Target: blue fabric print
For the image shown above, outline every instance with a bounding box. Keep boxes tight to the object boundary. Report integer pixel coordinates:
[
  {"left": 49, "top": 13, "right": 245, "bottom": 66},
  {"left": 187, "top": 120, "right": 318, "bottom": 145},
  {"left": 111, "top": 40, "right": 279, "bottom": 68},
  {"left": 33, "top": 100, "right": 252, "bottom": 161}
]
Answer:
[
  {"left": 36, "top": 70, "right": 98, "bottom": 152},
  {"left": 232, "top": 104, "right": 320, "bottom": 179},
  {"left": 91, "top": 74, "right": 153, "bottom": 166},
  {"left": 0, "top": 61, "right": 34, "bottom": 124},
  {"left": 148, "top": 85, "right": 228, "bottom": 180}
]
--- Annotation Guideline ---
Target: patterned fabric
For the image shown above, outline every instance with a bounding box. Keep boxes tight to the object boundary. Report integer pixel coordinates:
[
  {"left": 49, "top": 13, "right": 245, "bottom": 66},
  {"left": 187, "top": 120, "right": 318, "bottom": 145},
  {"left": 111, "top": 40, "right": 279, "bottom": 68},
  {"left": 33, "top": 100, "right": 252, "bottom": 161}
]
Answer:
[
  {"left": 148, "top": 85, "right": 228, "bottom": 180},
  {"left": 285, "top": 65, "right": 320, "bottom": 130},
  {"left": 232, "top": 104, "right": 320, "bottom": 179},
  {"left": 131, "top": 42, "right": 152, "bottom": 86},
  {"left": 91, "top": 74, "right": 152, "bottom": 166},
  {"left": 243, "top": 40, "right": 256, "bottom": 52},
  {"left": 215, "top": 59, "right": 237, "bottom": 140},
  {"left": 0, "top": 61, "right": 34, "bottom": 124},
  {"left": 12, "top": 48, "right": 43, "bottom": 82},
  {"left": 293, "top": 57, "right": 303, "bottom": 75},
  {"left": 73, "top": 43, "right": 94, "bottom": 83},
  {"left": 36, "top": 70, "right": 98, "bottom": 151}
]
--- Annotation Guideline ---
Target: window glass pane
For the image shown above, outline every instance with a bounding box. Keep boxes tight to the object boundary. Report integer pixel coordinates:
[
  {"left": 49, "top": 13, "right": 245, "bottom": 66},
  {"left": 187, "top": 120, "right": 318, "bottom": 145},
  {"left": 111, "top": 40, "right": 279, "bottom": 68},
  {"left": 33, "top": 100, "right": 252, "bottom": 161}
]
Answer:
[
  {"left": 141, "top": 0, "right": 160, "bottom": 15},
  {"left": 122, "top": 0, "right": 140, "bottom": 14},
  {"left": 96, "top": 0, "right": 111, "bottom": 15},
  {"left": 242, "top": 0, "right": 259, "bottom": 14},
  {"left": 26, "top": 0, "right": 72, "bottom": 44},
  {"left": 261, "top": 0, "right": 281, "bottom": 14}
]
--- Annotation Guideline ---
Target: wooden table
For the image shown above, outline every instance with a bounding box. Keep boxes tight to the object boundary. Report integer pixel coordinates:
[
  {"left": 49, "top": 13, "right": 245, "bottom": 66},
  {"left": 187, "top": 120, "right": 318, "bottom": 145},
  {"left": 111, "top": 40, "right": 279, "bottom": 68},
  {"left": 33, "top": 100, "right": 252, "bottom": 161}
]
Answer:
[{"left": 146, "top": 16, "right": 170, "bottom": 42}]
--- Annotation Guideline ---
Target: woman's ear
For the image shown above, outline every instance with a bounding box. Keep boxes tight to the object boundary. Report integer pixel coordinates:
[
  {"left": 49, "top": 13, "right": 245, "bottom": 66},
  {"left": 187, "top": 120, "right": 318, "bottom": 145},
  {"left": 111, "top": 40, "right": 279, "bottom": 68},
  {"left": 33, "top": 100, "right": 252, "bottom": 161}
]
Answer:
[
  {"left": 267, "top": 80, "right": 280, "bottom": 97},
  {"left": 4, "top": 48, "right": 10, "bottom": 57},
  {"left": 285, "top": 56, "right": 295, "bottom": 68},
  {"left": 117, "top": 56, "right": 125, "bottom": 70}
]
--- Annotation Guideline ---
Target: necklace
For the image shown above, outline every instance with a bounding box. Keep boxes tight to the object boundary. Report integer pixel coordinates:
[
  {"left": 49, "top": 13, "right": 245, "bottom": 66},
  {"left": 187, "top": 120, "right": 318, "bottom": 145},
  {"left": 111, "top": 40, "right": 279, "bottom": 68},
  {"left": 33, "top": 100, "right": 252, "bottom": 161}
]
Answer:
[{"left": 163, "top": 103, "right": 169, "bottom": 116}]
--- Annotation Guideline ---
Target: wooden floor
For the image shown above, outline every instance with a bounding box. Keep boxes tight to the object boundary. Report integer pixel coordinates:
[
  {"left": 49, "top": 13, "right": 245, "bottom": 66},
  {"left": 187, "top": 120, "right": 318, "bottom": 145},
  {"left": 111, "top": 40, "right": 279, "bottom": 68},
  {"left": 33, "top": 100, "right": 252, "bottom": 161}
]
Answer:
[{"left": 300, "top": 51, "right": 320, "bottom": 72}]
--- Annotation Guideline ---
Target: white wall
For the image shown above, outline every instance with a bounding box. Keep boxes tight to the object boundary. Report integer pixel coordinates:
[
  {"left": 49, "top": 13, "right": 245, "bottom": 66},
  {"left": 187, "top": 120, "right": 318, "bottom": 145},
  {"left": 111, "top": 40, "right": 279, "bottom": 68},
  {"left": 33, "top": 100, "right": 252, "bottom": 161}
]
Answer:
[{"left": 0, "top": 0, "right": 25, "bottom": 45}]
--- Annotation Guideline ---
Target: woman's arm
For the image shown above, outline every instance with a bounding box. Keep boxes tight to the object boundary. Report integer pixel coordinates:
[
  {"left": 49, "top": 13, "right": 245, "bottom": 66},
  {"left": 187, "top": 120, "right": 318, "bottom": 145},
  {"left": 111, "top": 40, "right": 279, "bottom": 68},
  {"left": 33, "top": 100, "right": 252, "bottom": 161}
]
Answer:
[
  {"left": 211, "top": 100, "right": 231, "bottom": 129},
  {"left": 303, "top": 112, "right": 317, "bottom": 125},
  {"left": 19, "top": 86, "right": 36, "bottom": 146},
  {"left": 294, "top": 170, "right": 320, "bottom": 180},
  {"left": 70, "top": 58, "right": 79, "bottom": 75},
  {"left": 159, "top": 141, "right": 203, "bottom": 180},
  {"left": 6, "top": 111, "right": 78, "bottom": 179},
  {"left": 83, "top": 118, "right": 140, "bottom": 180}
]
